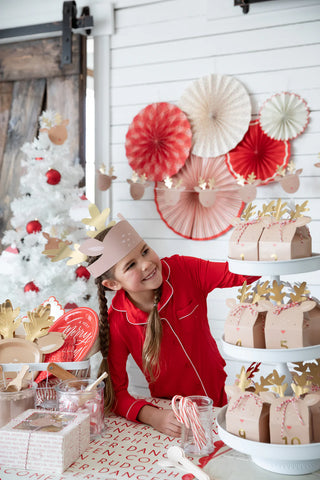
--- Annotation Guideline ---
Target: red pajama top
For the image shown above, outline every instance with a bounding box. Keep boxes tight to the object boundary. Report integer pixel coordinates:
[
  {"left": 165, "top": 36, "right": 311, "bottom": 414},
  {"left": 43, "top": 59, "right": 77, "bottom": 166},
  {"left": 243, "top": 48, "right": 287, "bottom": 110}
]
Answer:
[{"left": 107, "top": 255, "right": 259, "bottom": 422}]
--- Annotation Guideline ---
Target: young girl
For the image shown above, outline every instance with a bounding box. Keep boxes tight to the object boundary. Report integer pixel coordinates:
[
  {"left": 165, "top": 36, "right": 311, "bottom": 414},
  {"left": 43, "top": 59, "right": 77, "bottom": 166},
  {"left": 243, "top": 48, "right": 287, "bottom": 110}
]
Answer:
[{"left": 80, "top": 217, "right": 259, "bottom": 438}]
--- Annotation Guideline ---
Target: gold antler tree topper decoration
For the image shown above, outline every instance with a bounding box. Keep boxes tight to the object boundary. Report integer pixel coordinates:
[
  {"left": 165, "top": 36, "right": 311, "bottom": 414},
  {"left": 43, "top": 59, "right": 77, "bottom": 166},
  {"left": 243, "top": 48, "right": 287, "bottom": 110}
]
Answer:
[
  {"left": 23, "top": 304, "right": 54, "bottom": 342},
  {"left": 0, "top": 299, "right": 22, "bottom": 339}
]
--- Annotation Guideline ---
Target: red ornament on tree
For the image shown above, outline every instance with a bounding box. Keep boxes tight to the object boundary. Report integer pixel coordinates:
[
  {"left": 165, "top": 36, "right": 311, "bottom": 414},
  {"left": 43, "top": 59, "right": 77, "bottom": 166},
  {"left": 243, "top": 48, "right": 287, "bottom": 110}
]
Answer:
[
  {"left": 24, "top": 281, "right": 40, "bottom": 293},
  {"left": 75, "top": 266, "right": 90, "bottom": 281},
  {"left": 26, "top": 219, "right": 42, "bottom": 234},
  {"left": 46, "top": 169, "right": 61, "bottom": 185}
]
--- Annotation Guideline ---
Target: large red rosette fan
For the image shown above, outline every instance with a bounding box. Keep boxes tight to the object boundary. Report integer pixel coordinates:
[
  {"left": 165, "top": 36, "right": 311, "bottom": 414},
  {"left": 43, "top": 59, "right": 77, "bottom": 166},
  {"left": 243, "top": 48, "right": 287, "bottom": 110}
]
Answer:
[
  {"left": 125, "top": 102, "right": 192, "bottom": 181},
  {"left": 154, "top": 154, "right": 244, "bottom": 241},
  {"left": 226, "top": 120, "right": 291, "bottom": 185}
]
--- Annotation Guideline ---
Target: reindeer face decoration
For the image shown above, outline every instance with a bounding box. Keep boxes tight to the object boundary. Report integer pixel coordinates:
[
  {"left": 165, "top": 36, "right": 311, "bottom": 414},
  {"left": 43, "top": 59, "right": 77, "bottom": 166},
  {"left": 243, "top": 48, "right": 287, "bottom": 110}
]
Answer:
[
  {"left": 225, "top": 366, "right": 271, "bottom": 443},
  {"left": 258, "top": 199, "right": 311, "bottom": 261},
  {"left": 260, "top": 371, "right": 319, "bottom": 445},
  {"left": 261, "top": 281, "right": 320, "bottom": 349}
]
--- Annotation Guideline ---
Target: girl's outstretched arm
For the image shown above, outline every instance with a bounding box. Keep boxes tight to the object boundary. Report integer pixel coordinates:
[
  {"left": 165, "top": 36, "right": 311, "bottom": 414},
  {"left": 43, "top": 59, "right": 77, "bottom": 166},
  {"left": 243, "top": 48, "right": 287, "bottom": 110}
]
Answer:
[{"left": 137, "top": 405, "right": 182, "bottom": 437}]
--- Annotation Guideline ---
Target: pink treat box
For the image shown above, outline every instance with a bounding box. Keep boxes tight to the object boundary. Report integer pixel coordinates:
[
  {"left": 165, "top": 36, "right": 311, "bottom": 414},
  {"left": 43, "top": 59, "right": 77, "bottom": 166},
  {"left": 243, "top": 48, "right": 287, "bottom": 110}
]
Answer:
[
  {"left": 258, "top": 219, "right": 311, "bottom": 261},
  {"left": 228, "top": 219, "right": 265, "bottom": 261},
  {"left": 0, "top": 409, "right": 90, "bottom": 473}
]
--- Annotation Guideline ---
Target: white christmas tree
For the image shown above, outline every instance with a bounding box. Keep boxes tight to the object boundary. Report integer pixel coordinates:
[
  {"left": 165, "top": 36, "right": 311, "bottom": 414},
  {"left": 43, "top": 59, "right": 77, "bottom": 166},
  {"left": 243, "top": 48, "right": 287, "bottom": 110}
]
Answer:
[{"left": 0, "top": 110, "right": 98, "bottom": 316}]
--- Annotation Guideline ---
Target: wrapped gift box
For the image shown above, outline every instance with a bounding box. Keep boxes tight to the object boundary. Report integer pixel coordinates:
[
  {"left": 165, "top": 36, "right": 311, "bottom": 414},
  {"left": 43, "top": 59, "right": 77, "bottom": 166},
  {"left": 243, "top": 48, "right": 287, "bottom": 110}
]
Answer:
[{"left": 0, "top": 409, "right": 90, "bottom": 473}]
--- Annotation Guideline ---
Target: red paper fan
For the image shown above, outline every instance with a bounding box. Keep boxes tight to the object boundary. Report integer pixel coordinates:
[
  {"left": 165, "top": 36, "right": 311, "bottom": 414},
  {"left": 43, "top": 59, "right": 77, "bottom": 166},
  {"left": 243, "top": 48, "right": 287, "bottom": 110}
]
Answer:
[
  {"left": 154, "top": 154, "right": 244, "bottom": 240},
  {"left": 125, "top": 102, "right": 192, "bottom": 181},
  {"left": 226, "top": 120, "right": 290, "bottom": 185}
]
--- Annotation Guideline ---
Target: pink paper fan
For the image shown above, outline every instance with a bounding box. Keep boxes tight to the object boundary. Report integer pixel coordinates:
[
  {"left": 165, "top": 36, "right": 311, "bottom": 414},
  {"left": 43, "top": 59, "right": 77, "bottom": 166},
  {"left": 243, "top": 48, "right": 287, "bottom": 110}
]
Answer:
[
  {"left": 125, "top": 102, "right": 192, "bottom": 181},
  {"left": 154, "top": 154, "right": 244, "bottom": 240},
  {"left": 226, "top": 120, "right": 290, "bottom": 185}
]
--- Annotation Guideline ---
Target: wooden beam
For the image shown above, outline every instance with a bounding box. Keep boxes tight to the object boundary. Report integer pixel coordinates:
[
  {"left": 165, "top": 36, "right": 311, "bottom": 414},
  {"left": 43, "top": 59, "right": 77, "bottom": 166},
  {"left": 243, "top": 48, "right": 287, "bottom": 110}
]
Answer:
[{"left": 0, "top": 36, "right": 82, "bottom": 81}]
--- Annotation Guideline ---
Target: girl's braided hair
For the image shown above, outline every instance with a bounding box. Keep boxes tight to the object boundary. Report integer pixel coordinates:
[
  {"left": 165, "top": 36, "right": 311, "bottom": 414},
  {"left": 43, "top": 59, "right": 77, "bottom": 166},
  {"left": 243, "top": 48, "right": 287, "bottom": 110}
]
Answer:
[
  {"left": 87, "top": 227, "right": 115, "bottom": 414},
  {"left": 87, "top": 226, "right": 163, "bottom": 411}
]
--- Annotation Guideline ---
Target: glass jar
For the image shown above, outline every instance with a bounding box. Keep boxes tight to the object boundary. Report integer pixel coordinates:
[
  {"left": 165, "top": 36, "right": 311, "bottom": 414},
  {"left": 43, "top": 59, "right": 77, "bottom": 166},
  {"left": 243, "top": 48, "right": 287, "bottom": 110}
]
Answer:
[
  {"left": 55, "top": 378, "right": 105, "bottom": 439},
  {"left": 181, "top": 395, "right": 214, "bottom": 456},
  {"left": 0, "top": 381, "right": 36, "bottom": 428}
]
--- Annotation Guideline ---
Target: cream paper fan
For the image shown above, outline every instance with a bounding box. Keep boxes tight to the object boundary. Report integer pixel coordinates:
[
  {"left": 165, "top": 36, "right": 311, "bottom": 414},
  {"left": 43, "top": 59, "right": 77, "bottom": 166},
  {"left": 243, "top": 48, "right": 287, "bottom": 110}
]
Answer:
[
  {"left": 178, "top": 74, "right": 252, "bottom": 158},
  {"left": 259, "top": 92, "right": 310, "bottom": 141}
]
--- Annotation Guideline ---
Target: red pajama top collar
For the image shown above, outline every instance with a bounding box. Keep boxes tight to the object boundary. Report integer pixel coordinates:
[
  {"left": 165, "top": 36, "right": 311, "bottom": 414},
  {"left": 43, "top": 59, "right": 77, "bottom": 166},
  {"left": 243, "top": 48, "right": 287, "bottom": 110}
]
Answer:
[{"left": 108, "top": 255, "right": 259, "bottom": 422}]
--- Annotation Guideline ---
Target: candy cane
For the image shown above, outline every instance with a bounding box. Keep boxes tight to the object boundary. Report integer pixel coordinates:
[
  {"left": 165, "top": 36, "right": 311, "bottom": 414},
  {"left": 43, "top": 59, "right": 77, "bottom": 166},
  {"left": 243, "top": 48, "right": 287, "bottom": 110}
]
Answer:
[{"left": 171, "top": 395, "right": 207, "bottom": 451}]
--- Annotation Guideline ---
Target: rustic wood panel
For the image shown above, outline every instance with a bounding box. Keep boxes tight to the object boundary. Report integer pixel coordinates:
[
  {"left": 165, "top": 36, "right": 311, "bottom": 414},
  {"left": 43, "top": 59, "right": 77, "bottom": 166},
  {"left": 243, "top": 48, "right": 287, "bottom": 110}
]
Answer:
[
  {"left": 0, "top": 79, "right": 45, "bottom": 241},
  {"left": 0, "top": 82, "right": 12, "bottom": 170},
  {"left": 0, "top": 36, "right": 82, "bottom": 82},
  {"left": 46, "top": 36, "right": 86, "bottom": 172}
]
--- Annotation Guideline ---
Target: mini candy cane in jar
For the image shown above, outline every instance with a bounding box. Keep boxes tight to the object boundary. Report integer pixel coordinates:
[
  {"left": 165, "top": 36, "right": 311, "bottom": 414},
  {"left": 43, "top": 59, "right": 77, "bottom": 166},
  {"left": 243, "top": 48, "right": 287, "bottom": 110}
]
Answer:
[
  {"left": 55, "top": 375, "right": 106, "bottom": 439},
  {"left": 172, "top": 395, "right": 214, "bottom": 456}
]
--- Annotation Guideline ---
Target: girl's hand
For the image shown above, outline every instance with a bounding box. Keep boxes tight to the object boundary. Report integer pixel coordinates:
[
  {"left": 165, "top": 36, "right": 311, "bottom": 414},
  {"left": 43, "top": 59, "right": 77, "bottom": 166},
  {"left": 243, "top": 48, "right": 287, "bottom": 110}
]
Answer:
[{"left": 137, "top": 405, "right": 182, "bottom": 437}]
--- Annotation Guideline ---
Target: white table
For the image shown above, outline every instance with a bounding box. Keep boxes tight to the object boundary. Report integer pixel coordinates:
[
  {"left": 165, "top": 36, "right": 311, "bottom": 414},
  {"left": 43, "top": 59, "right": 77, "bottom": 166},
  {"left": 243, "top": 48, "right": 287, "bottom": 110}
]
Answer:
[{"left": 0, "top": 398, "right": 319, "bottom": 480}]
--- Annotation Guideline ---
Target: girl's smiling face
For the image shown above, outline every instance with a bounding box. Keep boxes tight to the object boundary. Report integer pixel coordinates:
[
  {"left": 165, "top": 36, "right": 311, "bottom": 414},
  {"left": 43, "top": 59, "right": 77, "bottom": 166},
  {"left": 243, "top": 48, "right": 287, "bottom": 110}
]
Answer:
[{"left": 102, "top": 241, "right": 162, "bottom": 297}]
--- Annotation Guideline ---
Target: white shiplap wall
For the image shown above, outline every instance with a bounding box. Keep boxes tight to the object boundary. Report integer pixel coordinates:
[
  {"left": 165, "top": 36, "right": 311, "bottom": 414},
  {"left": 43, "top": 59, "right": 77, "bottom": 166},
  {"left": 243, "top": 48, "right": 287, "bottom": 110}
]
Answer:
[{"left": 101, "top": 0, "right": 320, "bottom": 393}]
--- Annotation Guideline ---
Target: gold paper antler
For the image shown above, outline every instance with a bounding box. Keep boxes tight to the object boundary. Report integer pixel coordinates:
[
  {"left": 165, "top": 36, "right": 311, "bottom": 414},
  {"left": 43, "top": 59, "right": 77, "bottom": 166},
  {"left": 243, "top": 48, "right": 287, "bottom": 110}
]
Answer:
[
  {"left": 309, "top": 359, "right": 320, "bottom": 387},
  {"left": 290, "top": 200, "right": 309, "bottom": 219},
  {"left": 251, "top": 281, "right": 270, "bottom": 304},
  {"left": 273, "top": 198, "right": 288, "bottom": 220},
  {"left": 241, "top": 203, "right": 256, "bottom": 221},
  {"left": 237, "top": 281, "right": 251, "bottom": 303},
  {"left": 269, "top": 370, "right": 287, "bottom": 397},
  {"left": 0, "top": 299, "right": 22, "bottom": 338},
  {"left": 258, "top": 200, "right": 275, "bottom": 218},
  {"left": 291, "top": 361, "right": 309, "bottom": 375},
  {"left": 269, "top": 280, "right": 286, "bottom": 305},
  {"left": 291, "top": 373, "right": 310, "bottom": 397},
  {"left": 66, "top": 244, "right": 88, "bottom": 266},
  {"left": 81, "top": 204, "right": 115, "bottom": 237},
  {"left": 236, "top": 366, "right": 252, "bottom": 392},
  {"left": 254, "top": 373, "right": 273, "bottom": 394},
  {"left": 24, "top": 305, "right": 54, "bottom": 342},
  {"left": 289, "top": 282, "right": 309, "bottom": 303},
  {"left": 42, "top": 240, "right": 73, "bottom": 262}
]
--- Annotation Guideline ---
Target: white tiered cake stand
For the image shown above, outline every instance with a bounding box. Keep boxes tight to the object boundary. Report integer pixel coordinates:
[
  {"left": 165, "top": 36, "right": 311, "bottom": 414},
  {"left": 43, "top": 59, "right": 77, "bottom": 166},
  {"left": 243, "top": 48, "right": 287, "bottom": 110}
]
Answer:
[
  {"left": 220, "top": 254, "right": 320, "bottom": 475},
  {"left": 216, "top": 406, "right": 320, "bottom": 475}
]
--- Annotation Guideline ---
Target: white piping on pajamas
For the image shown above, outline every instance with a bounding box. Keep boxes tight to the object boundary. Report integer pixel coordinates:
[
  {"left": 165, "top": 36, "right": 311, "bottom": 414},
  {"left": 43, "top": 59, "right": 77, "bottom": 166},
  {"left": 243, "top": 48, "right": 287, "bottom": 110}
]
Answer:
[{"left": 162, "top": 318, "right": 209, "bottom": 397}]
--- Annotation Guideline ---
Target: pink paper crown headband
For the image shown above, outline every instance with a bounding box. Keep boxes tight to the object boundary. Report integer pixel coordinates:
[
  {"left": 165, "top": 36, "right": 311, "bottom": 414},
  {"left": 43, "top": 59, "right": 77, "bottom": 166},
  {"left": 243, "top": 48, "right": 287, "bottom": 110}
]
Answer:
[{"left": 79, "top": 217, "right": 143, "bottom": 278}]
